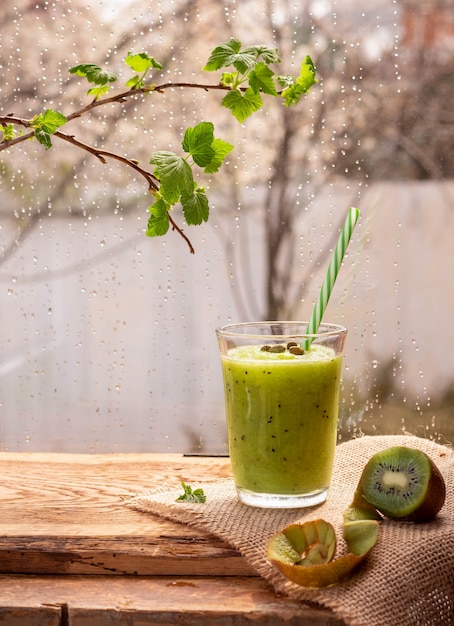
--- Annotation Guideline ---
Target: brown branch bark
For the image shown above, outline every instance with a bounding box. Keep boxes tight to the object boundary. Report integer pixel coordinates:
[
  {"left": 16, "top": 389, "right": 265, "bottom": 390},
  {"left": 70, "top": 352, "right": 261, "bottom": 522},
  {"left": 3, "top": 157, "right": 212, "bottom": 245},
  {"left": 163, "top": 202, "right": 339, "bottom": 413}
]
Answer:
[{"left": 53, "top": 130, "right": 160, "bottom": 192}]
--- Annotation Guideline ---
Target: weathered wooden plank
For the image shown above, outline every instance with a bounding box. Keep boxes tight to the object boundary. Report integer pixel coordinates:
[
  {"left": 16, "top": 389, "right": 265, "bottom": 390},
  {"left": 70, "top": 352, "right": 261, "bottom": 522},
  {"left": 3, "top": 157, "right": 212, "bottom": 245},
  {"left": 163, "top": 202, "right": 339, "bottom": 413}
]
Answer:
[
  {"left": 0, "top": 534, "right": 254, "bottom": 576},
  {"left": 0, "top": 453, "right": 256, "bottom": 576},
  {"left": 0, "top": 607, "right": 60, "bottom": 626},
  {"left": 0, "top": 454, "right": 343, "bottom": 624},
  {"left": 0, "top": 575, "right": 345, "bottom": 626}
]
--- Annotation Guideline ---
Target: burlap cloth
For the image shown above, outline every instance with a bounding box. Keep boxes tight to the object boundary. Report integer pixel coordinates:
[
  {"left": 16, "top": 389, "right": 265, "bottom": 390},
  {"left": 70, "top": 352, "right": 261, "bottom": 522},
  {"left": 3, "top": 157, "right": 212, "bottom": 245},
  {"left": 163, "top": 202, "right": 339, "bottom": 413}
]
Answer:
[{"left": 128, "top": 435, "right": 454, "bottom": 626}]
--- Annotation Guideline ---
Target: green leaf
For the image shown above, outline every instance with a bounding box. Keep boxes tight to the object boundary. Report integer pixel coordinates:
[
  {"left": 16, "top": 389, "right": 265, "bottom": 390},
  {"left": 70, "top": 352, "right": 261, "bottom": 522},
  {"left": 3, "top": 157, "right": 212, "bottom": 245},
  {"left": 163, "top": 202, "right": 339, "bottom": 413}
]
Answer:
[
  {"left": 203, "top": 37, "right": 242, "bottom": 71},
  {"left": 150, "top": 151, "right": 194, "bottom": 198},
  {"left": 181, "top": 187, "right": 210, "bottom": 226},
  {"left": 87, "top": 85, "right": 111, "bottom": 99},
  {"left": 182, "top": 122, "right": 215, "bottom": 167},
  {"left": 146, "top": 198, "right": 170, "bottom": 237},
  {"left": 69, "top": 63, "right": 117, "bottom": 86},
  {"left": 204, "top": 138, "right": 234, "bottom": 174},
  {"left": 30, "top": 109, "right": 67, "bottom": 134},
  {"left": 175, "top": 481, "right": 206, "bottom": 503},
  {"left": 125, "top": 75, "right": 141, "bottom": 89},
  {"left": 203, "top": 37, "right": 257, "bottom": 74},
  {"left": 249, "top": 62, "right": 277, "bottom": 95},
  {"left": 34, "top": 128, "right": 52, "bottom": 150},
  {"left": 159, "top": 179, "right": 186, "bottom": 206},
  {"left": 221, "top": 88, "right": 263, "bottom": 123},
  {"left": 125, "top": 52, "right": 163, "bottom": 73},
  {"left": 204, "top": 40, "right": 281, "bottom": 76},
  {"left": 297, "top": 55, "right": 317, "bottom": 91},
  {"left": 30, "top": 109, "right": 67, "bottom": 148},
  {"left": 242, "top": 44, "right": 281, "bottom": 65},
  {"left": 220, "top": 72, "right": 236, "bottom": 87},
  {"left": 1, "top": 124, "right": 16, "bottom": 141},
  {"left": 280, "top": 56, "right": 317, "bottom": 106},
  {"left": 276, "top": 74, "right": 294, "bottom": 89}
]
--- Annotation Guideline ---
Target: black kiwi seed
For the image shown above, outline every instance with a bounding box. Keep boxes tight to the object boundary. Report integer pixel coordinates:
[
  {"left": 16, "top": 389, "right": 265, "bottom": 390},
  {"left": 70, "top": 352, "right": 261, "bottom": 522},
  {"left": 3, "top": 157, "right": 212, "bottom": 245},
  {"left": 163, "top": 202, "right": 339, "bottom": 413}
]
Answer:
[{"left": 359, "top": 446, "right": 446, "bottom": 522}]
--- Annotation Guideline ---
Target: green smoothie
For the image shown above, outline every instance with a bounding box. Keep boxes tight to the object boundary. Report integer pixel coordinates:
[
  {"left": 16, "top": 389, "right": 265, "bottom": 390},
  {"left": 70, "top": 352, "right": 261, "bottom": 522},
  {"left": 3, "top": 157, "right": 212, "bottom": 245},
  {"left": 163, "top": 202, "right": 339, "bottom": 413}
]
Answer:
[{"left": 221, "top": 343, "right": 342, "bottom": 495}]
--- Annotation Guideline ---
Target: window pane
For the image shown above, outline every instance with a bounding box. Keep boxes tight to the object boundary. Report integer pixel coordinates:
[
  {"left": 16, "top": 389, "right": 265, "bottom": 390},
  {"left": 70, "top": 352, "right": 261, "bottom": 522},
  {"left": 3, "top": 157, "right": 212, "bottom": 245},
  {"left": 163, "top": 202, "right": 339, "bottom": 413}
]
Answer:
[{"left": 1, "top": 0, "right": 453, "bottom": 452}]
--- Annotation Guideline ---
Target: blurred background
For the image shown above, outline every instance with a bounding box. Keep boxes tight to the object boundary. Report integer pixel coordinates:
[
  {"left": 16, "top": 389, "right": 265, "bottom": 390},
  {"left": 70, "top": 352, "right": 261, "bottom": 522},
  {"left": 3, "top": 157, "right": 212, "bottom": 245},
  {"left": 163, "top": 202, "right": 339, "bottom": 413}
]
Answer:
[{"left": 1, "top": 0, "right": 453, "bottom": 452}]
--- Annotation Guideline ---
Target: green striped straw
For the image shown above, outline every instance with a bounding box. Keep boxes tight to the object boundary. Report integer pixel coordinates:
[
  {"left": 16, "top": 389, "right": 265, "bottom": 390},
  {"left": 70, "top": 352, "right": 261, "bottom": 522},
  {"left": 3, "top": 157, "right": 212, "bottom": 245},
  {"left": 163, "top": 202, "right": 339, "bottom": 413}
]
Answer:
[{"left": 303, "top": 207, "right": 360, "bottom": 349}]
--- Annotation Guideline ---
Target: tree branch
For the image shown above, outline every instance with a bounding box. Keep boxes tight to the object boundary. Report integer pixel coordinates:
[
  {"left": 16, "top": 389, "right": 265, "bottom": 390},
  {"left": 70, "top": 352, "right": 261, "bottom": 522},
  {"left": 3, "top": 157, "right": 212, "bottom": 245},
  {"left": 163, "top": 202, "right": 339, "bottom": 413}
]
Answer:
[
  {"left": 167, "top": 213, "right": 195, "bottom": 255},
  {"left": 62, "top": 82, "right": 232, "bottom": 122},
  {"left": 53, "top": 130, "right": 196, "bottom": 253},
  {"left": 0, "top": 80, "right": 249, "bottom": 255},
  {"left": 53, "top": 130, "right": 160, "bottom": 192}
]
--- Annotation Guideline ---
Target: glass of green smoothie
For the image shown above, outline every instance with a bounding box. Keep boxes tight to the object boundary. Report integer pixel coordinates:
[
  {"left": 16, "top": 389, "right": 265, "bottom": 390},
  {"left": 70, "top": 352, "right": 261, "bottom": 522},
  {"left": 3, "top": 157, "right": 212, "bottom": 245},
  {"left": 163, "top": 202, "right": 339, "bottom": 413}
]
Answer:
[{"left": 216, "top": 321, "right": 347, "bottom": 508}]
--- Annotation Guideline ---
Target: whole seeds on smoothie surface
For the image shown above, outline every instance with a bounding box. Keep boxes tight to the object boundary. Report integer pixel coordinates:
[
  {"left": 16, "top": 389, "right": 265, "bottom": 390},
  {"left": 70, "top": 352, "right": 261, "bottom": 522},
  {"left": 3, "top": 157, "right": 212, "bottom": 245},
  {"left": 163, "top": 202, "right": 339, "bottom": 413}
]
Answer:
[
  {"left": 260, "top": 343, "right": 305, "bottom": 355},
  {"left": 289, "top": 345, "right": 305, "bottom": 355},
  {"left": 268, "top": 345, "right": 286, "bottom": 353}
]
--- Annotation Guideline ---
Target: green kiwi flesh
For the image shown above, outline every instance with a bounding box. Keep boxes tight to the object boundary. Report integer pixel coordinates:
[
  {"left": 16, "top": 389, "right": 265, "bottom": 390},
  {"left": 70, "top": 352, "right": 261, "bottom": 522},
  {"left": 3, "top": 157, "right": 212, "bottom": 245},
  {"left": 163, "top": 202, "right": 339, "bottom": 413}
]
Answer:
[{"left": 359, "top": 446, "right": 446, "bottom": 522}]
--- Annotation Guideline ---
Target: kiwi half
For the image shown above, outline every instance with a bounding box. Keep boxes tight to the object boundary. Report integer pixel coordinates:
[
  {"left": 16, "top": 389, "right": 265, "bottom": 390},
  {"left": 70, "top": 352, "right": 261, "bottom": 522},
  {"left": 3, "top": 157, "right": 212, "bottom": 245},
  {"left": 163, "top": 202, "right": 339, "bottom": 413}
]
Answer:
[{"left": 359, "top": 446, "right": 446, "bottom": 522}]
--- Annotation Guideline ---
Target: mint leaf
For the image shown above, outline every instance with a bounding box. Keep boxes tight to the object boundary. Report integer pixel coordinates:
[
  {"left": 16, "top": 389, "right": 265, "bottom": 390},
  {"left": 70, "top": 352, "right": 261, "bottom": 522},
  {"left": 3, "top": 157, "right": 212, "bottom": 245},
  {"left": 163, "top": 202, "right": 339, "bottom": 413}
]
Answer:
[
  {"left": 146, "top": 198, "right": 170, "bottom": 237},
  {"left": 192, "top": 488, "right": 206, "bottom": 502},
  {"left": 150, "top": 151, "right": 194, "bottom": 199},
  {"left": 181, "top": 187, "right": 209, "bottom": 225},
  {"left": 125, "top": 52, "right": 163, "bottom": 73},
  {"left": 182, "top": 122, "right": 215, "bottom": 167},
  {"left": 69, "top": 63, "right": 117, "bottom": 86},
  {"left": 175, "top": 482, "right": 206, "bottom": 503},
  {"left": 204, "top": 138, "right": 234, "bottom": 174},
  {"left": 222, "top": 88, "right": 263, "bottom": 123},
  {"left": 249, "top": 62, "right": 277, "bottom": 96}
]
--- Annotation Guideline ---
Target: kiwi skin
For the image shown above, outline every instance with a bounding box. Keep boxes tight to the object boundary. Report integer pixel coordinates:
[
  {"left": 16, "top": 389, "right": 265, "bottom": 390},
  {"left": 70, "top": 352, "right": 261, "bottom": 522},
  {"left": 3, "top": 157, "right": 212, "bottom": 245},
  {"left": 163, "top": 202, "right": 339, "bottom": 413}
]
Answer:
[{"left": 359, "top": 447, "right": 446, "bottom": 523}]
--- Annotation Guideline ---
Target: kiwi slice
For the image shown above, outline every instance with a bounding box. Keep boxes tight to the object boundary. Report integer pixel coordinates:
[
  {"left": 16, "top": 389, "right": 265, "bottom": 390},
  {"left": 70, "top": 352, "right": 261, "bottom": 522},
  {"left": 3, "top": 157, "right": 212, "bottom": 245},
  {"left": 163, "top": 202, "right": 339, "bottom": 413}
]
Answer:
[
  {"left": 359, "top": 446, "right": 446, "bottom": 522},
  {"left": 267, "top": 518, "right": 379, "bottom": 588}
]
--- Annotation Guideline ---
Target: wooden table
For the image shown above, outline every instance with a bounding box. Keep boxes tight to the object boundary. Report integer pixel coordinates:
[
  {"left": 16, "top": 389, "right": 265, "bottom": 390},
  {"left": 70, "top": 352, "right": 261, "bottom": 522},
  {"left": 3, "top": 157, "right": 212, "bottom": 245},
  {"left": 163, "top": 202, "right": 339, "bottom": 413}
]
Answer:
[{"left": 0, "top": 452, "right": 345, "bottom": 625}]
